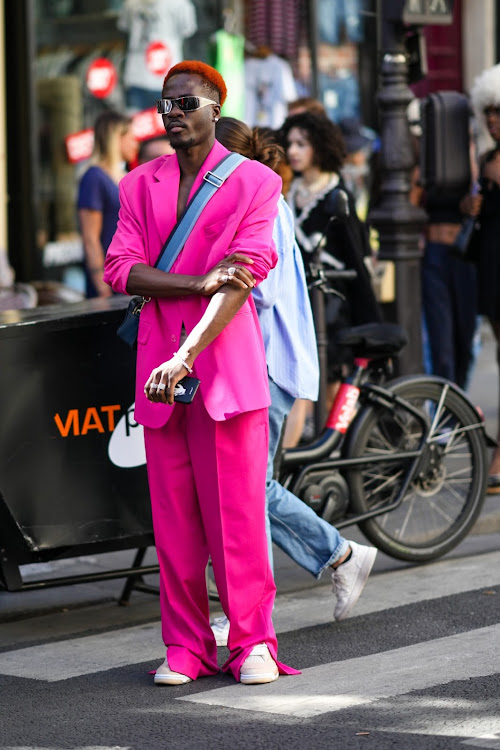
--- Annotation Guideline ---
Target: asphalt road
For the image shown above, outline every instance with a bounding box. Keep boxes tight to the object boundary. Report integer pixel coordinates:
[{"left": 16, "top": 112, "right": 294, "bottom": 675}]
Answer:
[
  {"left": 0, "top": 532, "right": 499, "bottom": 750},
  {"left": 0, "top": 321, "right": 499, "bottom": 748}
]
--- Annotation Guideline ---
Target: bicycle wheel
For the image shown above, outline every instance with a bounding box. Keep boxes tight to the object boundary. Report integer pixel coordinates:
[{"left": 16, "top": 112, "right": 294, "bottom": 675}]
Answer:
[{"left": 345, "top": 376, "right": 488, "bottom": 562}]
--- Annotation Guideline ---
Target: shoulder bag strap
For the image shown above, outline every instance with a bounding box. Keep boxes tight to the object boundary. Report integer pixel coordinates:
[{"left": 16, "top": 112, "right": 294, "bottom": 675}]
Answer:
[{"left": 155, "top": 152, "right": 247, "bottom": 273}]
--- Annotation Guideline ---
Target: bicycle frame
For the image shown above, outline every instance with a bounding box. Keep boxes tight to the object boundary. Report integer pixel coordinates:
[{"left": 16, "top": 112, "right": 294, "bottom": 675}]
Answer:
[{"left": 278, "top": 355, "right": 489, "bottom": 531}]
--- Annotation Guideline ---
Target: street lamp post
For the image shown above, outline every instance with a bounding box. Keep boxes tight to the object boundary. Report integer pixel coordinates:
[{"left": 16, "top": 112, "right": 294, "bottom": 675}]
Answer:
[{"left": 368, "top": 1, "right": 427, "bottom": 374}]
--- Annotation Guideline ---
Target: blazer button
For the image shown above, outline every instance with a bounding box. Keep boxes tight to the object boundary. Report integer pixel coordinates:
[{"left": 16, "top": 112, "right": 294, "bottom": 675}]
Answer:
[{"left": 170, "top": 335, "right": 177, "bottom": 342}]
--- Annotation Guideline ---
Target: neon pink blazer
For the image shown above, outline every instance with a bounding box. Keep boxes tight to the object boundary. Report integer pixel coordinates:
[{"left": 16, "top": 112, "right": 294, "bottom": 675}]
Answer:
[{"left": 104, "top": 140, "right": 281, "bottom": 428}]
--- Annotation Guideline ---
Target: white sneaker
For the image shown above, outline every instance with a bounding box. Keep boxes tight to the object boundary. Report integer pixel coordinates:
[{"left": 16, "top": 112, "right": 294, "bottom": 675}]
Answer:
[
  {"left": 240, "top": 643, "right": 279, "bottom": 685},
  {"left": 154, "top": 658, "right": 192, "bottom": 686},
  {"left": 211, "top": 615, "right": 230, "bottom": 647},
  {"left": 331, "top": 540, "right": 377, "bottom": 621}
]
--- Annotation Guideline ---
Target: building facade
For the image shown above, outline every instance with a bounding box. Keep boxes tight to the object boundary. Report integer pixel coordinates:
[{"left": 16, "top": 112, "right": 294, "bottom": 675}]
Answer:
[{"left": 0, "top": 0, "right": 497, "bottom": 293}]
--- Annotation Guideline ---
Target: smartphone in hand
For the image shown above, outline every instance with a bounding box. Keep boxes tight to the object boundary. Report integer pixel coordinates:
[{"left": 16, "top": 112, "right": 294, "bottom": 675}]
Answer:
[{"left": 173, "top": 376, "right": 201, "bottom": 404}]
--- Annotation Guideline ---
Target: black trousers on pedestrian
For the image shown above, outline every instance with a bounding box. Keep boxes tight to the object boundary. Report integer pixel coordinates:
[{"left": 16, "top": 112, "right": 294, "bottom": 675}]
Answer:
[{"left": 422, "top": 241, "right": 478, "bottom": 390}]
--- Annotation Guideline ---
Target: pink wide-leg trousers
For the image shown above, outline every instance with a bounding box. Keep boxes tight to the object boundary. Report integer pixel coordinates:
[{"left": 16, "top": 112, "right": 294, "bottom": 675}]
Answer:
[{"left": 144, "top": 396, "right": 297, "bottom": 681}]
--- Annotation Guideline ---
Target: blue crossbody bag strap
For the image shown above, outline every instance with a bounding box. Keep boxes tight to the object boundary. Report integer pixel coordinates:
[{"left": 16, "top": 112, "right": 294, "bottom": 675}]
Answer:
[{"left": 155, "top": 152, "right": 247, "bottom": 273}]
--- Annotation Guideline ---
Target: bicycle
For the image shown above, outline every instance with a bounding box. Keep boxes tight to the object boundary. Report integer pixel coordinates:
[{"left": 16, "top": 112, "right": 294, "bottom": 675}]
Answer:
[{"left": 277, "top": 319, "right": 492, "bottom": 563}]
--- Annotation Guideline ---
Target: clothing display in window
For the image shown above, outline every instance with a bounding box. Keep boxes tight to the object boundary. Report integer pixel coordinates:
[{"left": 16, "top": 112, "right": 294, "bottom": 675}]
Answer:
[
  {"left": 320, "top": 70, "right": 360, "bottom": 123},
  {"left": 211, "top": 29, "right": 245, "bottom": 120},
  {"left": 244, "top": 53, "right": 297, "bottom": 129},
  {"left": 245, "top": 0, "right": 305, "bottom": 63},
  {"left": 118, "top": 0, "right": 197, "bottom": 107},
  {"left": 317, "top": 0, "right": 366, "bottom": 45},
  {"left": 69, "top": 46, "right": 126, "bottom": 122}
]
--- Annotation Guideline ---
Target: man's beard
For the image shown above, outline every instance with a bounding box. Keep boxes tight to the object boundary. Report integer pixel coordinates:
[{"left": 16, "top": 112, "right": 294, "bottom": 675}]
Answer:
[{"left": 171, "top": 135, "right": 196, "bottom": 151}]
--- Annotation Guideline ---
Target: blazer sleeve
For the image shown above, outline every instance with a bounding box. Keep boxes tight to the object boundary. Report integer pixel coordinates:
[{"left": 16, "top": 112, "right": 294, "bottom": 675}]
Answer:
[
  {"left": 226, "top": 169, "right": 281, "bottom": 285},
  {"left": 103, "top": 178, "right": 147, "bottom": 295}
]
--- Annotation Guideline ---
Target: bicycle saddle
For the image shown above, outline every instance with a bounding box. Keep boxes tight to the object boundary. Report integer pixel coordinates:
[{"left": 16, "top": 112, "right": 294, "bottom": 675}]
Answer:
[{"left": 336, "top": 322, "right": 408, "bottom": 358}]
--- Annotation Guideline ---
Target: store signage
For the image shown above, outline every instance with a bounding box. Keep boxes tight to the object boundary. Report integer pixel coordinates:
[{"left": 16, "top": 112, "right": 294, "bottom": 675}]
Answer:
[
  {"left": 65, "top": 128, "right": 94, "bottom": 164},
  {"left": 131, "top": 108, "right": 166, "bottom": 141},
  {"left": 43, "top": 238, "right": 84, "bottom": 266},
  {"left": 146, "top": 41, "right": 172, "bottom": 76},
  {"left": 403, "top": 0, "right": 454, "bottom": 24},
  {"left": 86, "top": 57, "right": 118, "bottom": 99},
  {"left": 65, "top": 109, "right": 164, "bottom": 164},
  {"left": 54, "top": 401, "right": 146, "bottom": 469}
]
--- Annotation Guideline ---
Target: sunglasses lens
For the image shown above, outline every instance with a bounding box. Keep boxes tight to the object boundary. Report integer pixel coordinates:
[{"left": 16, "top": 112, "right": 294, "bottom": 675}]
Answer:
[
  {"left": 177, "top": 97, "right": 199, "bottom": 111},
  {"left": 156, "top": 99, "right": 171, "bottom": 114},
  {"left": 156, "top": 96, "right": 207, "bottom": 114}
]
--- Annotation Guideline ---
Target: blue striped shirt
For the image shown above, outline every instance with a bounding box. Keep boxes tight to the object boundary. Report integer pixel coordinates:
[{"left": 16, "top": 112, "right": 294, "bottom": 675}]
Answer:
[{"left": 252, "top": 196, "right": 319, "bottom": 401}]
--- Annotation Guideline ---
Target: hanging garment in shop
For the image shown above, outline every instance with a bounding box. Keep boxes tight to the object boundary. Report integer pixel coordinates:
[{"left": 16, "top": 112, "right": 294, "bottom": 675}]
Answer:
[
  {"left": 118, "top": 0, "right": 197, "bottom": 102},
  {"left": 245, "top": 53, "right": 297, "bottom": 129},
  {"left": 245, "top": 0, "right": 305, "bottom": 63},
  {"left": 317, "top": 0, "right": 366, "bottom": 46},
  {"left": 211, "top": 29, "right": 245, "bottom": 120},
  {"left": 320, "top": 70, "right": 360, "bottom": 123}
]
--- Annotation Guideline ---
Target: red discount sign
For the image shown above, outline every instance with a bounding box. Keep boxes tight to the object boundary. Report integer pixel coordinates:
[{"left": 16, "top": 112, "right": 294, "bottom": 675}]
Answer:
[
  {"left": 131, "top": 108, "right": 166, "bottom": 141},
  {"left": 65, "top": 128, "right": 94, "bottom": 164},
  {"left": 145, "top": 41, "right": 172, "bottom": 76},
  {"left": 86, "top": 58, "right": 117, "bottom": 99}
]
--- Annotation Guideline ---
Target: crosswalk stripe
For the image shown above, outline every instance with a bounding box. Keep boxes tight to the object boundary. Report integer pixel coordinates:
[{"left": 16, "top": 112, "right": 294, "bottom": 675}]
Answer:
[
  {"left": 0, "top": 622, "right": 163, "bottom": 681},
  {"left": 462, "top": 737, "right": 500, "bottom": 749},
  {"left": 180, "top": 624, "right": 500, "bottom": 719},
  {"left": 0, "top": 550, "right": 498, "bottom": 683}
]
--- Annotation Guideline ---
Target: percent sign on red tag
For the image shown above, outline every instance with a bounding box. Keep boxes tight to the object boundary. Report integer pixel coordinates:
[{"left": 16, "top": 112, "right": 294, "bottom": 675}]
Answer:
[{"left": 86, "top": 58, "right": 118, "bottom": 99}]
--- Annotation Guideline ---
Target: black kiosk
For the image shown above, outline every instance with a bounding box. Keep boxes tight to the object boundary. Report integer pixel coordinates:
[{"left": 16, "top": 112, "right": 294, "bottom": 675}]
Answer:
[{"left": 0, "top": 297, "right": 158, "bottom": 595}]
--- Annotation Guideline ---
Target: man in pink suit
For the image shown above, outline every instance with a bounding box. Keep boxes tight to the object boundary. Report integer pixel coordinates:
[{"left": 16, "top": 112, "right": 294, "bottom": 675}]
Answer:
[{"left": 104, "top": 61, "right": 298, "bottom": 685}]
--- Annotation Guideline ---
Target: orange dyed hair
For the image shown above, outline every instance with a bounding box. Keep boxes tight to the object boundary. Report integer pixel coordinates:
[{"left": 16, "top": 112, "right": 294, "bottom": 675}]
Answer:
[{"left": 163, "top": 61, "right": 227, "bottom": 106}]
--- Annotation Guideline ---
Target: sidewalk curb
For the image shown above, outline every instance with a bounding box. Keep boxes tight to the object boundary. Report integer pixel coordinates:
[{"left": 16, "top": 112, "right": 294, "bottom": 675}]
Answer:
[{"left": 471, "top": 502, "right": 500, "bottom": 535}]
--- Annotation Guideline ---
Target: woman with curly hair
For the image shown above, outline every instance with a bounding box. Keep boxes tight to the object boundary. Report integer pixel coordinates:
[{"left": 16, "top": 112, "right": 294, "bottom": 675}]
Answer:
[
  {"left": 280, "top": 112, "right": 381, "bottom": 408},
  {"left": 467, "top": 63, "right": 500, "bottom": 492}
]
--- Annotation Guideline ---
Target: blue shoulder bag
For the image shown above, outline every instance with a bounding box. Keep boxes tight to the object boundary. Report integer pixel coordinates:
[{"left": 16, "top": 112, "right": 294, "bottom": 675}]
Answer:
[{"left": 117, "top": 152, "right": 247, "bottom": 349}]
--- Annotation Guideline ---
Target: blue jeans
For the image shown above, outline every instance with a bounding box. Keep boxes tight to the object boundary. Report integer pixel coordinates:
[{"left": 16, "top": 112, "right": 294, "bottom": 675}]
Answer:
[
  {"left": 422, "top": 241, "right": 478, "bottom": 390},
  {"left": 318, "top": 0, "right": 366, "bottom": 45},
  {"left": 266, "top": 378, "right": 349, "bottom": 578}
]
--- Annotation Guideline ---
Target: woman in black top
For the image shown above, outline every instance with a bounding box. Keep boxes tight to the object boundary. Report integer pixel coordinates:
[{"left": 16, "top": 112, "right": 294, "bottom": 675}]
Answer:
[{"left": 280, "top": 112, "right": 381, "bottom": 392}]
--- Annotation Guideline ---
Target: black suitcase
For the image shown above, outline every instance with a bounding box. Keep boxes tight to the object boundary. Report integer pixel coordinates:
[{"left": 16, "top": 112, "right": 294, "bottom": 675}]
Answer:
[{"left": 420, "top": 91, "right": 471, "bottom": 195}]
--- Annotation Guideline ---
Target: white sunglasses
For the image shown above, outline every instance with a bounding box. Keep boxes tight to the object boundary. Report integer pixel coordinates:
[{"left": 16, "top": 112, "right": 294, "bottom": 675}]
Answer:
[{"left": 156, "top": 96, "right": 218, "bottom": 114}]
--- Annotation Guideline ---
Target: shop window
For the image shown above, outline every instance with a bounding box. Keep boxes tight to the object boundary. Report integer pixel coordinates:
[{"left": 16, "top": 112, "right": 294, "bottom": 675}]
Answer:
[{"left": 33, "top": 0, "right": 206, "bottom": 294}]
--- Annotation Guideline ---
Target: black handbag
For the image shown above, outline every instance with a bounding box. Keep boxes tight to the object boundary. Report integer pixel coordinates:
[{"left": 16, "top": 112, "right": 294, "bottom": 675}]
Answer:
[
  {"left": 116, "top": 152, "right": 247, "bottom": 349},
  {"left": 449, "top": 216, "right": 481, "bottom": 264},
  {"left": 117, "top": 296, "right": 150, "bottom": 350}
]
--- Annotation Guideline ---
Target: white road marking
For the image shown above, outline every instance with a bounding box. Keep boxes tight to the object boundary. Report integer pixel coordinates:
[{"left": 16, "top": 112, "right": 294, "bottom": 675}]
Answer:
[
  {"left": 369, "top": 697, "right": 500, "bottom": 740},
  {"left": 180, "top": 624, "right": 500, "bottom": 719},
  {"left": 462, "top": 737, "right": 500, "bottom": 749},
  {"left": 0, "top": 622, "right": 162, "bottom": 681},
  {"left": 0, "top": 550, "right": 499, "bottom": 684}
]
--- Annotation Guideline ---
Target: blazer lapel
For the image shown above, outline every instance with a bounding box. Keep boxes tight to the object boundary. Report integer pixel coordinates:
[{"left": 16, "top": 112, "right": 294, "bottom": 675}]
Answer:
[
  {"left": 149, "top": 155, "right": 180, "bottom": 255},
  {"left": 148, "top": 141, "right": 231, "bottom": 263}
]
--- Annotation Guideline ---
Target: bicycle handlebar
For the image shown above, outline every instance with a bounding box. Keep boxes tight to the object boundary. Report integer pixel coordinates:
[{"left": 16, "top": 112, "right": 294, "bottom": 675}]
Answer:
[{"left": 321, "top": 269, "right": 357, "bottom": 281}]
